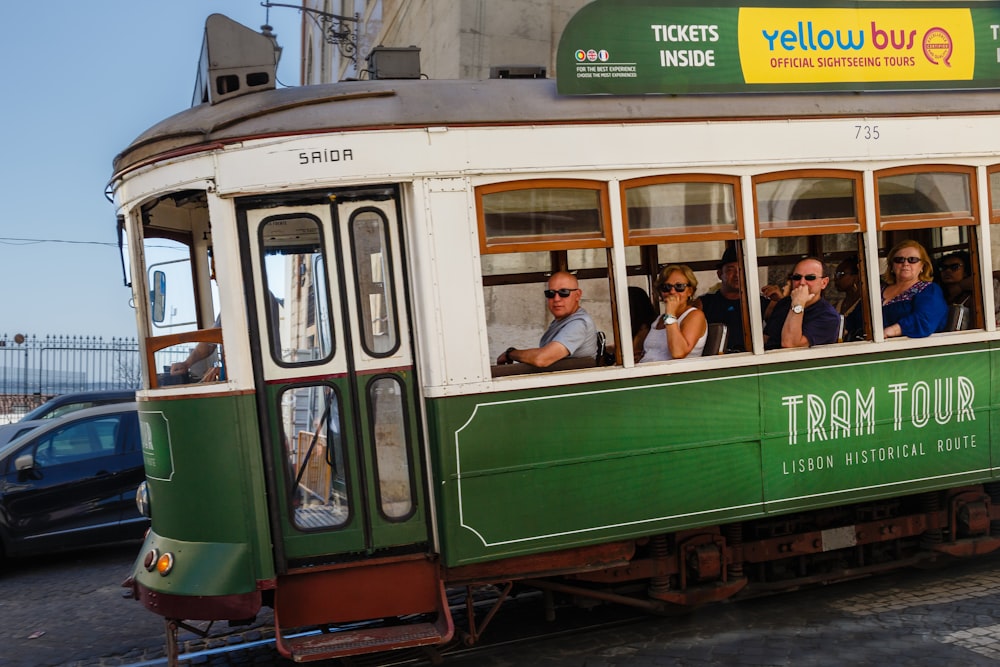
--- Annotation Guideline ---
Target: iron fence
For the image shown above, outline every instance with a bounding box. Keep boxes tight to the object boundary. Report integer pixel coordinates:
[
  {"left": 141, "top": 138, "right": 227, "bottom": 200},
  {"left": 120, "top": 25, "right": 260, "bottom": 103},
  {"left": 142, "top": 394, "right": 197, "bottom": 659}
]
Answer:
[{"left": 0, "top": 334, "right": 143, "bottom": 422}]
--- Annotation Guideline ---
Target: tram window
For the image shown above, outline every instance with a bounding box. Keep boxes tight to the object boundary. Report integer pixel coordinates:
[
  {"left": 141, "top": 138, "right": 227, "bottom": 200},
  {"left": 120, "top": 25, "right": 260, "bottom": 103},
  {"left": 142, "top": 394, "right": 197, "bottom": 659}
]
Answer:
[
  {"left": 622, "top": 175, "right": 740, "bottom": 242},
  {"left": 280, "top": 384, "right": 349, "bottom": 531},
  {"left": 877, "top": 170, "right": 973, "bottom": 223},
  {"left": 624, "top": 240, "right": 743, "bottom": 355},
  {"left": 260, "top": 215, "right": 334, "bottom": 365},
  {"left": 756, "top": 175, "right": 860, "bottom": 234},
  {"left": 622, "top": 176, "right": 748, "bottom": 354},
  {"left": 754, "top": 235, "right": 866, "bottom": 347},
  {"left": 478, "top": 181, "right": 608, "bottom": 252},
  {"left": 482, "top": 250, "right": 613, "bottom": 367},
  {"left": 144, "top": 239, "right": 211, "bottom": 332},
  {"left": 754, "top": 171, "right": 868, "bottom": 346},
  {"left": 348, "top": 208, "right": 399, "bottom": 357},
  {"left": 876, "top": 167, "right": 981, "bottom": 335},
  {"left": 368, "top": 376, "right": 415, "bottom": 521},
  {"left": 477, "top": 180, "right": 615, "bottom": 374},
  {"left": 139, "top": 190, "right": 224, "bottom": 387}
]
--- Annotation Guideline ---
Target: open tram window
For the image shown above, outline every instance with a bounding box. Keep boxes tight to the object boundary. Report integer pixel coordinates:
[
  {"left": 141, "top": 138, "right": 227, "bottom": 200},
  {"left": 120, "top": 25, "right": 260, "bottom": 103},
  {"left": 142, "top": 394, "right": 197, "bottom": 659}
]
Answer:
[
  {"left": 477, "top": 180, "right": 617, "bottom": 376},
  {"left": 753, "top": 170, "right": 869, "bottom": 347},
  {"left": 135, "top": 190, "right": 226, "bottom": 387},
  {"left": 278, "top": 383, "right": 349, "bottom": 531},
  {"left": 875, "top": 166, "right": 981, "bottom": 336},
  {"left": 259, "top": 215, "right": 334, "bottom": 365},
  {"left": 622, "top": 175, "right": 749, "bottom": 356}
]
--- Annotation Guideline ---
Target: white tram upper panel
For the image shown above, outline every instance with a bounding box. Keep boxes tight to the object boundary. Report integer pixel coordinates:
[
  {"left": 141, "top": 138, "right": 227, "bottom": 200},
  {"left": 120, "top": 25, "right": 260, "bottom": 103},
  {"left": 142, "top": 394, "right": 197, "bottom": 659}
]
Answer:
[{"left": 113, "top": 78, "right": 1000, "bottom": 187}]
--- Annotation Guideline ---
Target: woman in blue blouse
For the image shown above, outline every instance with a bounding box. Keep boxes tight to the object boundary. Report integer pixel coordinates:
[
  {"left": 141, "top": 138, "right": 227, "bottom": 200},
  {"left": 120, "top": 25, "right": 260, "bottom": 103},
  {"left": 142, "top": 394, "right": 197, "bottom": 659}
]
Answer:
[{"left": 881, "top": 240, "right": 948, "bottom": 338}]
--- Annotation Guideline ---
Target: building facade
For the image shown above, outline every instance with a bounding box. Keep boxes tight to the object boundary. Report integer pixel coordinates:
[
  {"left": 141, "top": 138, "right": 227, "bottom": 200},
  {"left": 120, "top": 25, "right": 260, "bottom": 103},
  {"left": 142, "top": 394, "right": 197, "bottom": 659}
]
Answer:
[{"left": 302, "top": 0, "right": 591, "bottom": 83}]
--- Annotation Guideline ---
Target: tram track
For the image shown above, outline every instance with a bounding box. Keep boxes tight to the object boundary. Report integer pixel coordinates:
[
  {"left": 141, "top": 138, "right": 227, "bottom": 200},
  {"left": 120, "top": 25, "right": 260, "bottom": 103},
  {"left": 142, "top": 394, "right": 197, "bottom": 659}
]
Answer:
[
  {"left": 115, "top": 555, "right": 942, "bottom": 667},
  {"left": 115, "top": 589, "right": 648, "bottom": 667}
]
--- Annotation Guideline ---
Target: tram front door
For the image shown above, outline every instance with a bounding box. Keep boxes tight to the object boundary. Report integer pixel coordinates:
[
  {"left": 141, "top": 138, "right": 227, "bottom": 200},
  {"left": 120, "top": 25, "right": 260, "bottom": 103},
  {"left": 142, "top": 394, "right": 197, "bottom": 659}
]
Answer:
[{"left": 239, "top": 187, "right": 428, "bottom": 565}]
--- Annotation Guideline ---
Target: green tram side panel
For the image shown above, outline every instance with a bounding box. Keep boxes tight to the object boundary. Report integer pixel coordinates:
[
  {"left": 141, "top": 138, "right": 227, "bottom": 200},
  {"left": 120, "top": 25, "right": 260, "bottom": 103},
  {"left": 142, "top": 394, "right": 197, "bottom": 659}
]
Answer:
[
  {"left": 760, "top": 345, "right": 994, "bottom": 513},
  {"left": 993, "top": 340, "right": 1000, "bottom": 475},
  {"left": 429, "top": 367, "right": 763, "bottom": 567},
  {"left": 430, "top": 344, "right": 998, "bottom": 568},
  {"left": 136, "top": 393, "right": 273, "bottom": 596}
]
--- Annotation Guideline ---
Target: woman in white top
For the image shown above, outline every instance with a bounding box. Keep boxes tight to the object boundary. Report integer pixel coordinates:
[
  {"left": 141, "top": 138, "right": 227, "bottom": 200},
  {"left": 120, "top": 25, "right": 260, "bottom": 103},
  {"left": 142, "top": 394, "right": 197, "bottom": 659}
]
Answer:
[{"left": 638, "top": 264, "right": 707, "bottom": 362}]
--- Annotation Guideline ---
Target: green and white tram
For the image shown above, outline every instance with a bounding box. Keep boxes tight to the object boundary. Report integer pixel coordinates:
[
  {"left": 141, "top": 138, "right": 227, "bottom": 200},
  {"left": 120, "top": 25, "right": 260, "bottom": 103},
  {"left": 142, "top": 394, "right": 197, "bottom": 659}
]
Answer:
[{"left": 116, "top": 4, "right": 1000, "bottom": 662}]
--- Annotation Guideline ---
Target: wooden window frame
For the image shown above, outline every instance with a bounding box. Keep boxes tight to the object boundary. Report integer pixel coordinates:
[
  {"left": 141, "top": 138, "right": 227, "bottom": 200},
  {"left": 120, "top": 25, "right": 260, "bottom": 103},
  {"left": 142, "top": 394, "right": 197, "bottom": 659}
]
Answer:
[
  {"left": 753, "top": 169, "right": 865, "bottom": 238},
  {"left": 620, "top": 173, "right": 743, "bottom": 245},
  {"left": 476, "top": 179, "right": 611, "bottom": 255},
  {"left": 875, "top": 164, "right": 977, "bottom": 231},
  {"left": 987, "top": 165, "right": 1000, "bottom": 224}
]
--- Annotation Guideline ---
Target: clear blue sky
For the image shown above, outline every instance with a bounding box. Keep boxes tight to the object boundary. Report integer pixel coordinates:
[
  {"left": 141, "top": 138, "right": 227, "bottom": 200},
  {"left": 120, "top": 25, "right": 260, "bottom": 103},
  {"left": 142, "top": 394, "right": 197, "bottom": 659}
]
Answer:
[{"left": 0, "top": 2, "right": 301, "bottom": 339}]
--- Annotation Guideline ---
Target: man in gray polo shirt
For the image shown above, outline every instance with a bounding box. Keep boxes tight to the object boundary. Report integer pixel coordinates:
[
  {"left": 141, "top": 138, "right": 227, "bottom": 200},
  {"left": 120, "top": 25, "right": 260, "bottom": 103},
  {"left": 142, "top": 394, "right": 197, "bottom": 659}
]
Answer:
[{"left": 496, "top": 271, "right": 597, "bottom": 368}]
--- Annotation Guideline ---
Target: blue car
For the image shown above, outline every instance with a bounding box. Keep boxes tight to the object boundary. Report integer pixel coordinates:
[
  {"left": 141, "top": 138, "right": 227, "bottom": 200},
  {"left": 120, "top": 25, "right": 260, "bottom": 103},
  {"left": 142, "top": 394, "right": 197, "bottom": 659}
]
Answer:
[
  {"left": 0, "top": 389, "right": 136, "bottom": 448},
  {"left": 0, "top": 402, "right": 147, "bottom": 562}
]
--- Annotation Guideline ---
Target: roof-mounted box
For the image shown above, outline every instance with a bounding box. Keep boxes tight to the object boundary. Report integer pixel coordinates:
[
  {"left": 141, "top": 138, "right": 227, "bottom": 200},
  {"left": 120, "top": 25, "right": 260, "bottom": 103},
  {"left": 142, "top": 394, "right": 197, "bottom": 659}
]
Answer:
[
  {"left": 367, "top": 46, "right": 422, "bottom": 80},
  {"left": 192, "top": 14, "right": 280, "bottom": 106}
]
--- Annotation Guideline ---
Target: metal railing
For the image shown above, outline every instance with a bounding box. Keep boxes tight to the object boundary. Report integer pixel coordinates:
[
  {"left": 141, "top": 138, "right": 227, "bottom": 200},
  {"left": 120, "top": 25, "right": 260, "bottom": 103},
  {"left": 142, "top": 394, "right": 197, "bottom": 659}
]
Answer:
[{"left": 0, "top": 334, "right": 143, "bottom": 422}]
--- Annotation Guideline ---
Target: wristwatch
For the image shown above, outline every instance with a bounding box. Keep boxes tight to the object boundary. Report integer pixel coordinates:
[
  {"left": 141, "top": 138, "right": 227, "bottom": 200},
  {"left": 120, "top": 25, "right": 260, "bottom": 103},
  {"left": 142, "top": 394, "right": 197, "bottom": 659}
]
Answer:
[
  {"left": 791, "top": 304, "right": 805, "bottom": 314},
  {"left": 663, "top": 314, "right": 678, "bottom": 325}
]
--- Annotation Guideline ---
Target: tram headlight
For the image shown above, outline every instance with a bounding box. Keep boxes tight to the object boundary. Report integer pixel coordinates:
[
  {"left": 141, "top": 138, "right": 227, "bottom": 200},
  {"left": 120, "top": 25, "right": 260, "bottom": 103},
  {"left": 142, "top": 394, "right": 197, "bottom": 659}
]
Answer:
[
  {"left": 156, "top": 552, "right": 175, "bottom": 576},
  {"left": 136, "top": 481, "right": 151, "bottom": 518},
  {"left": 143, "top": 548, "right": 160, "bottom": 572}
]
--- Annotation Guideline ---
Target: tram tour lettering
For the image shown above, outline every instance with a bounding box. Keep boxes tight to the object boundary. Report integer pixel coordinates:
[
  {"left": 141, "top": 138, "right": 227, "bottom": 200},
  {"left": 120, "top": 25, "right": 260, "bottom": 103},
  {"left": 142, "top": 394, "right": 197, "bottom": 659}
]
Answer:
[
  {"left": 782, "top": 454, "right": 835, "bottom": 475},
  {"left": 782, "top": 376, "right": 975, "bottom": 446},
  {"left": 844, "top": 442, "right": 926, "bottom": 466},
  {"left": 298, "top": 148, "right": 354, "bottom": 165}
]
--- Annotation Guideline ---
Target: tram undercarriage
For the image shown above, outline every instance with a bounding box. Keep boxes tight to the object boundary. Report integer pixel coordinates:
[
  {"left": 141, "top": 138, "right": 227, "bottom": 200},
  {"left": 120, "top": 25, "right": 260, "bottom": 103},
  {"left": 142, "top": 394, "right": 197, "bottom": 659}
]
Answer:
[
  {"left": 443, "top": 484, "right": 1000, "bottom": 655},
  {"left": 143, "top": 483, "right": 1000, "bottom": 665},
  {"left": 170, "top": 483, "right": 996, "bottom": 664}
]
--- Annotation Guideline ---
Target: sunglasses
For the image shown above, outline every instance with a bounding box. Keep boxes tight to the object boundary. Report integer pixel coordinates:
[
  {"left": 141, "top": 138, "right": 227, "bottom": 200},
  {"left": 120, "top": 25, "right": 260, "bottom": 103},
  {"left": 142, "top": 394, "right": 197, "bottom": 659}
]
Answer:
[
  {"left": 892, "top": 256, "right": 921, "bottom": 264},
  {"left": 659, "top": 283, "right": 690, "bottom": 293},
  {"left": 834, "top": 270, "right": 855, "bottom": 278},
  {"left": 789, "top": 273, "right": 819, "bottom": 282},
  {"left": 543, "top": 288, "right": 579, "bottom": 299},
  {"left": 939, "top": 262, "right": 963, "bottom": 271}
]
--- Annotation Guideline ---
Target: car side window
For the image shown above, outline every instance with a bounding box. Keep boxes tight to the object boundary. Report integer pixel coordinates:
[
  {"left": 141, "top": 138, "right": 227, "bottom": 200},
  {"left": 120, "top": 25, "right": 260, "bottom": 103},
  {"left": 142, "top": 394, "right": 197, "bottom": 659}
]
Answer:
[
  {"left": 32, "top": 415, "right": 124, "bottom": 466},
  {"left": 42, "top": 402, "right": 97, "bottom": 420}
]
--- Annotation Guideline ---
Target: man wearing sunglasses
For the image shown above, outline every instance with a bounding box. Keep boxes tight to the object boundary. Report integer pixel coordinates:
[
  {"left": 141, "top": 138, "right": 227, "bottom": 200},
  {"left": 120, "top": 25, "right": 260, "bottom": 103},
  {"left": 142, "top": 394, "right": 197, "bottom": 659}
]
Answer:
[
  {"left": 762, "top": 257, "right": 840, "bottom": 350},
  {"left": 496, "top": 271, "right": 597, "bottom": 368}
]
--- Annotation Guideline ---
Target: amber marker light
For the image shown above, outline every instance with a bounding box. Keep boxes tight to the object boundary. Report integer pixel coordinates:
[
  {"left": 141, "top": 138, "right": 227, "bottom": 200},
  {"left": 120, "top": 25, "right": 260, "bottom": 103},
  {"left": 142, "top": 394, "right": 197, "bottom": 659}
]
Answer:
[{"left": 156, "top": 552, "right": 175, "bottom": 576}]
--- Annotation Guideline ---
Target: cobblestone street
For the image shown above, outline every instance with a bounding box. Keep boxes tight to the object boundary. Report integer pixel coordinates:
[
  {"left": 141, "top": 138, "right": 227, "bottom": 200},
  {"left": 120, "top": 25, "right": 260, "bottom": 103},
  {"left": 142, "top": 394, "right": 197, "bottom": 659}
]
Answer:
[{"left": 5, "top": 546, "right": 1000, "bottom": 666}]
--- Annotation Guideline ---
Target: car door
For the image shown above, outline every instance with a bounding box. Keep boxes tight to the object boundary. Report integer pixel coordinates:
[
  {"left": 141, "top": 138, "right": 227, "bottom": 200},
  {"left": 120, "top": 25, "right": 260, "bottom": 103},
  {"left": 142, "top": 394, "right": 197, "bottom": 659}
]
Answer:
[
  {"left": 110, "top": 411, "right": 147, "bottom": 539},
  {"left": 0, "top": 411, "right": 136, "bottom": 556}
]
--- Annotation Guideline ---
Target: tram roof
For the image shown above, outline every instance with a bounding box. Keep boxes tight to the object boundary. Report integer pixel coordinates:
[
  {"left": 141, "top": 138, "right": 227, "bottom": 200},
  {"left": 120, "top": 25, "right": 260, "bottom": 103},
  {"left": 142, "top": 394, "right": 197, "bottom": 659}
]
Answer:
[{"left": 113, "top": 77, "right": 1000, "bottom": 178}]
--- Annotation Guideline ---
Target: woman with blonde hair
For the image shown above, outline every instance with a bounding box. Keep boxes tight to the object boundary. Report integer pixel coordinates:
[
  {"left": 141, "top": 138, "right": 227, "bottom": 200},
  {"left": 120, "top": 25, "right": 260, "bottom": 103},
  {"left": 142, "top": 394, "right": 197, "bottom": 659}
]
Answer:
[
  {"left": 638, "top": 264, "right": 707, "bottom": 361},
  {"left": 881, "top": 240, "right": 948, "bottom": 338}
]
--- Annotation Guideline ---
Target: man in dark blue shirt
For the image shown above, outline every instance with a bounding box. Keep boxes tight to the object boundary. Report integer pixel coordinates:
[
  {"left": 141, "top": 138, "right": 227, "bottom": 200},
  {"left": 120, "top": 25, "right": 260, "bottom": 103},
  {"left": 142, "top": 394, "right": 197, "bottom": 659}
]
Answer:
[
  {"left": 763, "top": 257, "right": 840, "bottom": 350},
  {"left": 699, "top": 247, "right": 767, "bottom": 353}
]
